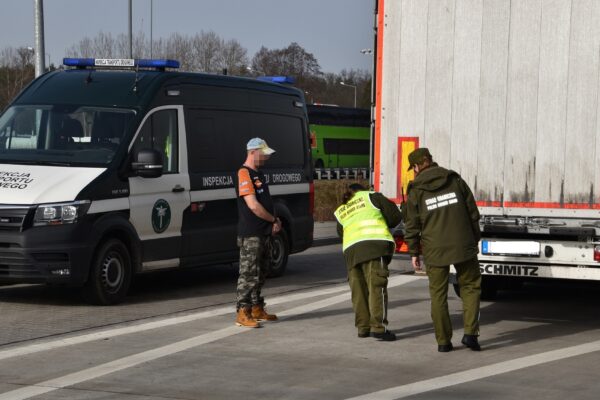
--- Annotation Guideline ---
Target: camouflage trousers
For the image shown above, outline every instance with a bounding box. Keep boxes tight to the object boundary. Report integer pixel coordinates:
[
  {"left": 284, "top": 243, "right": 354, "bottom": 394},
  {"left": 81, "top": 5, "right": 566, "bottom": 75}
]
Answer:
[{"left": 236, "top": 236, "right": 272, "bottom": 310}]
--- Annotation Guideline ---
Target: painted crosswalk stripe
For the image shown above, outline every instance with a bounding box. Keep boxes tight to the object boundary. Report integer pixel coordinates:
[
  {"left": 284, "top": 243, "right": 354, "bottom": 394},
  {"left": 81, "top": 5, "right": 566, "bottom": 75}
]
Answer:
[
  {"left": 0, "top": 275, "right": 420, "bottom": 400},
  {"left": 0, "top": 282, "right": 350, "bottom": 361},
  {"left": 344, "top": 339, "right": 600, "bottom": 400}
]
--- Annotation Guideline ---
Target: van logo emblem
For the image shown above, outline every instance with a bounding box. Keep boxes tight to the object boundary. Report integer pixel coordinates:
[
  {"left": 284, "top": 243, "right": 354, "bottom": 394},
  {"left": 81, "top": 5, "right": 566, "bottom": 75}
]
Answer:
[{"left": 152, "top": 199, "right": 171, "bottom": 233}]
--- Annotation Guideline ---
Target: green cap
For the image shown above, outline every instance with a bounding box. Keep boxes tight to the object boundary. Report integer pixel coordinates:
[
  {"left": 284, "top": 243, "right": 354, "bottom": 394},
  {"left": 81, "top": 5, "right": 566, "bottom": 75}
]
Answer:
[{"left": 407, "top": 148, "right": 432, "bottom": 171}]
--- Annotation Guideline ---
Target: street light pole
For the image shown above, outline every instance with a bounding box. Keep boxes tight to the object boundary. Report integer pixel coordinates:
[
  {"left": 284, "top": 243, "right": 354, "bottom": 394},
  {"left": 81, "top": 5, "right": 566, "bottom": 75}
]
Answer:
[
  {"left": 339, "top": 81, "right": 357, "bottom": 108},
  {"left": 27, "top": 47, "right": 50, "bottom": 71},
  {"left": 128, "top": 0, "right": 133, "bottom": 58},
  {"left": 33, "top": 0, "right": 46, "bottom": 77},
  {"left": 150, "top": 0, "right": 153, "bottom": 58}
]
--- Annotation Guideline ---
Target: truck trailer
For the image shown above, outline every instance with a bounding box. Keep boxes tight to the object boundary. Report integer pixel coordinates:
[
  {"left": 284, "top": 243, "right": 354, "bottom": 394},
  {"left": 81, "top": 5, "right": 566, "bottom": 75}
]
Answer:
[{"left": 374, "top": 0, "right": 600, "bottom": 298}]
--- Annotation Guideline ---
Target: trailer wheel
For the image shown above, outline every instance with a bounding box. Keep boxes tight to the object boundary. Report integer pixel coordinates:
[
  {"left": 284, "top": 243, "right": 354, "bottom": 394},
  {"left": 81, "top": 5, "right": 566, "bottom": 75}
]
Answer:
[
  {"left": 268, "top": 229, "right": 289, "bottom": 278},
  {"left": 453, "top": 280, "right": 497, "bottom": 300},
  {"left": 83, "top": 239, "right": 132, "bottom": 305},
  {"left": 480, "top": 276, "right": 498, "bottom": 301}
]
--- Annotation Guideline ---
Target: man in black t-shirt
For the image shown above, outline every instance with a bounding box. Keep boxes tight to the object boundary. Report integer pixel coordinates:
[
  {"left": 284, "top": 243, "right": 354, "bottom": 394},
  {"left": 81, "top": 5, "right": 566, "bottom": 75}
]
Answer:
[{"left": 234, "top": 138, "right": 282, "bottom": 328}]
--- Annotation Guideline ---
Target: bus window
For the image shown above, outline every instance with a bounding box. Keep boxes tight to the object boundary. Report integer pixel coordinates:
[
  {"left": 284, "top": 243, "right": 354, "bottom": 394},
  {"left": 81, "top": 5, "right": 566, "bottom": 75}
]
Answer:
[{"left": 307, "top": 105, "right": 370, "bottom": 169}]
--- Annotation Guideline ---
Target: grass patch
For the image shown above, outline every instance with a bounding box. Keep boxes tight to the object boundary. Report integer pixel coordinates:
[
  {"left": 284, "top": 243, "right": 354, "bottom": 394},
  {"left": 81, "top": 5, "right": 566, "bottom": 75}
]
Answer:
[{"left": 314, "top": 179, "right": 370, "bottom": 222}]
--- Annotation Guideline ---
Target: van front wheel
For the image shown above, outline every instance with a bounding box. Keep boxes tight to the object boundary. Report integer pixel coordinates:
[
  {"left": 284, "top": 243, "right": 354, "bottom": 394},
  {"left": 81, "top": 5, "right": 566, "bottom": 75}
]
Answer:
[
  {"left": 83, "top": 239, "right": 132, "bottom": 305},
  {"left": 268, "top": 229, "right": 289, "bottom": 278}
]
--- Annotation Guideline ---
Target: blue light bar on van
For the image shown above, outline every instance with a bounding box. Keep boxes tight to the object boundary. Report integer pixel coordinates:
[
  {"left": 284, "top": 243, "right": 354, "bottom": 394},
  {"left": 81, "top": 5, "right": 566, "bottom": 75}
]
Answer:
[
  {"left": 256, "top": 76, "right": 296, "bottom": 84},
  {"left": 63, "top": 58, "right": 95, "bottom": 67},
  {"left": 137, "top": 59, "right": 180, "bottom": 68},
  {"left": 62, "top": 58, "right": 180, "bottom": 69}
]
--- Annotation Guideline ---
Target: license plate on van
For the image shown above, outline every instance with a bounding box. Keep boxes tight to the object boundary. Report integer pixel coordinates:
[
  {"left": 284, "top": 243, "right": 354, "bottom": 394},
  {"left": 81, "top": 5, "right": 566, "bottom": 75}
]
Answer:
[{"left": 481, "top": 240, "right": 540, "bottom": 256}]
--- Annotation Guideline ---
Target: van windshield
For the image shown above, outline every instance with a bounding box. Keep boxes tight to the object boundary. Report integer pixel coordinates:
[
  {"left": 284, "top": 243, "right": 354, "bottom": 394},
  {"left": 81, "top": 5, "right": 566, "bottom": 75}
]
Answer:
[{"left": 0, "top": 105, "right": 135, "bottom": 166}]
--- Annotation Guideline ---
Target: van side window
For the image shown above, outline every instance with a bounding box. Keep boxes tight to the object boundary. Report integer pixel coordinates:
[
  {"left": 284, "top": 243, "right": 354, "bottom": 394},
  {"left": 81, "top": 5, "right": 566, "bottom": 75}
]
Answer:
[
  {"left": 185, "top": 108, "right": 305, "bottom": 172},
  {"left": 133, "top": 109, "right": 178, "bottom": 173},
  {"left": 251, "top": 114, "right": 305, "bottom": 168}
]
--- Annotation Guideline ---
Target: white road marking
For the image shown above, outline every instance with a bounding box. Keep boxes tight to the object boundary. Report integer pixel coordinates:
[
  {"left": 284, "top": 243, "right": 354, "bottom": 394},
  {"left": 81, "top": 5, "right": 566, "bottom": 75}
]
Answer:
[
  {"left": 0, "top": 275, "right": 420, "bottom": 400},
  {"left": 344, "top": 339, "right": 600, "bottom": 400},
  {"left": 0, "top": 283, "right": 348, "bottom": 361}
]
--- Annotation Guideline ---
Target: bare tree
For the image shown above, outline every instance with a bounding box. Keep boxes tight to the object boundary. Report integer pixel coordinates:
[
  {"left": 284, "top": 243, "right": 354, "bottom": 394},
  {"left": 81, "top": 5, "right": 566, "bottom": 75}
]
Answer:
[
  {"left": 250, "top": 46, "right": 274, "bottom": 76},
  {"left": 251, "top": 42, "right": 322, "bottom": 81},
  {"left": 155, "top": 34, "right": 194, "bottom": 70},
  {"left": 219, "top": 39, "right": 249, "bottom": 75},
  {"left": 63, "top": 31, "right": 250, "bottom": 75},
  {"left": 191, "top": 31, "right": 222, "bottom": 73},
  {"left": 0, "top": 47, "right": 35, "bottom": 110}
]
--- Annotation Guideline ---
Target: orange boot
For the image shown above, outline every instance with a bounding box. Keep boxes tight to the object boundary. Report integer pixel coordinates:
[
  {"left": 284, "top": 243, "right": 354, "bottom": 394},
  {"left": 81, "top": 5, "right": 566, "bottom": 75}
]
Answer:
[
  {"left": 251, "top": 304, "right": 278, "bottom": 321},
  {"left": 235, "top": 307, "right": 260, "bottom": 328}
]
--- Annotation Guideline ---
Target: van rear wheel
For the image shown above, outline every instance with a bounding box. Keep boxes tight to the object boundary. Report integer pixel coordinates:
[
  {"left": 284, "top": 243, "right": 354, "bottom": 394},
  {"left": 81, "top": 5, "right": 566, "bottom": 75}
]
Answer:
[
  {"left": 268, "top": 229, "right": 289, "bottom": 278},
  {"left": 83, "top": 239, "right": 132, "bottom": 305}
]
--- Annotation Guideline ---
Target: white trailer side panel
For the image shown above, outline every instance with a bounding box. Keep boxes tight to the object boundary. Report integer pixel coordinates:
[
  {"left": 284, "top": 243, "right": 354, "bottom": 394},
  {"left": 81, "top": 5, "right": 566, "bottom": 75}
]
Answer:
[
  {"left": 503, "top": 0, "right": 542, "bottom": 203},
  {"left": 379, "top": 0, "right": 429, "bottom": 197},
  {"left": 397, "top": 0, "right": 428, "bottom": 141},
  {"left": 475, "top": 0, "right": 510, "bottom": 206},
  {"left": 424, "top": 0, "right": 455, "bottom": 168},
  {"left": 377, "top": 0, "right": 600, "bottom": 217},
  {"left": 449, "top": 0, "right": 483, "bottom": 187},
  {"left": 534, "top": 0, "right": 571, "bottom": 203},
  {"left": 378, "top": 0, "right": 402, "bottom": 196},
  {"left": 564, "top": 0, "right": 600, "bottom": 203}
]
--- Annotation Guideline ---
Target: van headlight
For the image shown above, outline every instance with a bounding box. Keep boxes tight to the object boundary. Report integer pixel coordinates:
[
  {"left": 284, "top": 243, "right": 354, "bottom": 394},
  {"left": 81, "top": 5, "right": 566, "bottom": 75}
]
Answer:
[{"left": 34, "top": 201, "right": 91, "bottom": 226}]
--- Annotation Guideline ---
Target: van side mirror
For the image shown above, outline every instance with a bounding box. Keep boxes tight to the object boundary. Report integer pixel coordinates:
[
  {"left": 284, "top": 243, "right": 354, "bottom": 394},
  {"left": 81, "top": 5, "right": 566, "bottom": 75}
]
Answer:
[{"left": 131, "top": 148, "right": 163, "bottom": 178}]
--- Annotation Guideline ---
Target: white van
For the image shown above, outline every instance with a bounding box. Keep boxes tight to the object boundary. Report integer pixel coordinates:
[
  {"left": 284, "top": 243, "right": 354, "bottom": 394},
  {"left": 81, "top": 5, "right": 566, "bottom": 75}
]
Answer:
[{"left": 0, "top": 58, "right": 314, "bottom": 304}]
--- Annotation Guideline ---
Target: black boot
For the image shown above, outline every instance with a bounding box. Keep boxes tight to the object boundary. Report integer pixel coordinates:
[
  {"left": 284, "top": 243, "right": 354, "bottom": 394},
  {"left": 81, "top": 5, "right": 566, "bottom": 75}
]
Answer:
[
  {"left": 370, "top": 331, "right": 396, "bottom": 341},
  {"left": 438, "top": 343, "right": 454, "bottom": 352},
  {"left": 461, "top": 334, "right": 481, "bottom": 351}
]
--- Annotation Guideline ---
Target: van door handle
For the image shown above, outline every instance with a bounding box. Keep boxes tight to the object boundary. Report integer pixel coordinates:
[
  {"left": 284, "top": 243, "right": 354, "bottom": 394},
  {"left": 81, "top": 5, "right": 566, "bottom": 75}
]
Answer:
[{"left": 172, "top": 185, "right": 185, "bottom": 193}]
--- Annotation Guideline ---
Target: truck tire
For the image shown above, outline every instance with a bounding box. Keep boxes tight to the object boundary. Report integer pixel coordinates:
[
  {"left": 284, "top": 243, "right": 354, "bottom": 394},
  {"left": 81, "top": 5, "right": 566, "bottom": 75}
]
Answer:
[
  {"left": 453, "top": 279, "right": 498, "bottom": 300},
  {"left": 83, "top": 239, "right": 132, "bottom": 305},
  {"left": 268, "top": 229, "right": 289, "bottom": 278},
  {"left": 480, "top": 276, "right": 498, "bottom": 301}
]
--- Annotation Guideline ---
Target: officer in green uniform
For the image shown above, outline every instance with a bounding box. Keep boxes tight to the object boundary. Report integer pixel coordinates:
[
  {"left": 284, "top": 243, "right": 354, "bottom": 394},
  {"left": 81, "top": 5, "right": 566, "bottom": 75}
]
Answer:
[
  {"left": 335, "top": 184, "right": 402, "bottom": 341},
  {"left": 404, "top": 148, "right": 482, "bottom": 352}
]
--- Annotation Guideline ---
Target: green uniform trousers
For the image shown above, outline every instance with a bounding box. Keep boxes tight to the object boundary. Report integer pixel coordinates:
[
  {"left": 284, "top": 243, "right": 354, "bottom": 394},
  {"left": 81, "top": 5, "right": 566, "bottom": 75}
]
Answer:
[
  {"left": 427, "top": 257, "right": 481, "bottom": 345},
  {"left": 348, "top": 257, "right": 390, "bottom": 335}
]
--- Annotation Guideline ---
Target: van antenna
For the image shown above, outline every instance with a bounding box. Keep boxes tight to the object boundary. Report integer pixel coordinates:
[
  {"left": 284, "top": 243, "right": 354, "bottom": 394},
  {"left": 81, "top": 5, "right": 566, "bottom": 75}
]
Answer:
[
  {"left": 132, "top": 64, "right": 140, "bottom": 93},
  {"left": 85, "top": 70, "right": 93, "bottom": 84}
]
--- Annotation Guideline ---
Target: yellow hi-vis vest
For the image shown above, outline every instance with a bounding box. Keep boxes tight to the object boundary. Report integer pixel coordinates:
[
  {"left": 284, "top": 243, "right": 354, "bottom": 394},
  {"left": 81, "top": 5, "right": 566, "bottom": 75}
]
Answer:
[{"left": 334, "top": 191, "right": 394, "bottom": 251}]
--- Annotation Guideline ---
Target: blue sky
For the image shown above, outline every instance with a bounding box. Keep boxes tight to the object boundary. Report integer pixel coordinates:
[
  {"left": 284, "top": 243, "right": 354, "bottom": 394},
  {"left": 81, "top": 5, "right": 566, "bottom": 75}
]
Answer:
[{"left": 0, "top": 0, "right": 375, "bottom": 73}]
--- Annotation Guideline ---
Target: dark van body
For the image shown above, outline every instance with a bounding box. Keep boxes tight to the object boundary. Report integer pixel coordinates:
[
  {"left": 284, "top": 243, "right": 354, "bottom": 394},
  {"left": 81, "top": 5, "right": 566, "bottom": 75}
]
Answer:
[{"left": 0, "top": 63, "right": 313, "bottom": 304}]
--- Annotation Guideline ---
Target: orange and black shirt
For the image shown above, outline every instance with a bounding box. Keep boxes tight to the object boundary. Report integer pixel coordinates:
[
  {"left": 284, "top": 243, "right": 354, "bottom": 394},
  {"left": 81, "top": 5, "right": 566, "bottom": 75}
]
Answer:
[{"left": 235, "top": 166, "right": 274, "bottom": 237}]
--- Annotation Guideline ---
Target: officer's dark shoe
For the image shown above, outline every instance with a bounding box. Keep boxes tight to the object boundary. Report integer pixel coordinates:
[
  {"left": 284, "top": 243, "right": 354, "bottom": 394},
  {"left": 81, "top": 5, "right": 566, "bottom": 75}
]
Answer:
[
  {"left": 437, "top": 343, "right": 454, "bottom": 352},
  {"left": 358, "top": 331, "right": 370, "bottom": 338},
  {"left": 461, "top": 335, "right": 481, "bottom": 351},
  {"left": 370, "top": 331, "right": 397, "bottom": 341}
]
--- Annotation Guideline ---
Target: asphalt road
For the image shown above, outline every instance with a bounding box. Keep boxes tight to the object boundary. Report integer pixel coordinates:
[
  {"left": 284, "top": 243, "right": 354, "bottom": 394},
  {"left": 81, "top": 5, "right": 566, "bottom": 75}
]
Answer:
[{"left": 1, "top": 244, "right": 599, "bottom": 400}]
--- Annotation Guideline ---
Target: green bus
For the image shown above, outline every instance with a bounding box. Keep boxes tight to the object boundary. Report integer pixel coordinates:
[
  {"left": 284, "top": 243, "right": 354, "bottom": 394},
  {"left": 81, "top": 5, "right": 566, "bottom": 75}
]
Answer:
[{"left": 307, "top": 105, "right": 370, "bottom": 169}]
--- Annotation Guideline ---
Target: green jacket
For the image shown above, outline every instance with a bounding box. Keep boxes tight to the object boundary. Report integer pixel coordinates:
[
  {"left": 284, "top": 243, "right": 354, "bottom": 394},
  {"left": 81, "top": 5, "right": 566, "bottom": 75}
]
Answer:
[
  {"left": 337, "top": 192, "right": 402, "bottom": 269},
  {"left": 404, "top": 165, "right": 481, "bottom": 267}
]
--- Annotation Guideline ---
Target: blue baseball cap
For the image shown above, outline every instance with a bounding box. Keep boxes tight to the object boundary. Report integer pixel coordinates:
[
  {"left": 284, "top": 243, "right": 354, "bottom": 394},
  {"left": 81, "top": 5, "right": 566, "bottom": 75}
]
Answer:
[{"left": 246, "top": 137, "right": 275, "bottom": 155}]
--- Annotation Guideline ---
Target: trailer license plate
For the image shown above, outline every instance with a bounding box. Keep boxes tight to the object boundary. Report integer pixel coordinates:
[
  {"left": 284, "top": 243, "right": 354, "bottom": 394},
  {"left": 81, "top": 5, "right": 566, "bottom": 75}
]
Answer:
[{"left": 481, "top": 240, "right": 540, "bottom": 256}]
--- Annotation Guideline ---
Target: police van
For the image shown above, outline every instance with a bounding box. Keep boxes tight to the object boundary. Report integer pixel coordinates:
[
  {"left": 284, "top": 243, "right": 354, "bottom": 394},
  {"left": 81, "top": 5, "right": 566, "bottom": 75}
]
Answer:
[{"left": 0, "top": 58, "right": 314, "bottom": 304}]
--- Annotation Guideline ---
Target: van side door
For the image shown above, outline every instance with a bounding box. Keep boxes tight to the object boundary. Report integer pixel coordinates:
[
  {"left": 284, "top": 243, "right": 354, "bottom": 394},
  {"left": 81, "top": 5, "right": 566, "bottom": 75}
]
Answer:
[
  {"left": 180, "top": 108, "right": 240, "bottom": 265},
  {"left": 128, "top": 106, "right": 190, "bottom": 270}
]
